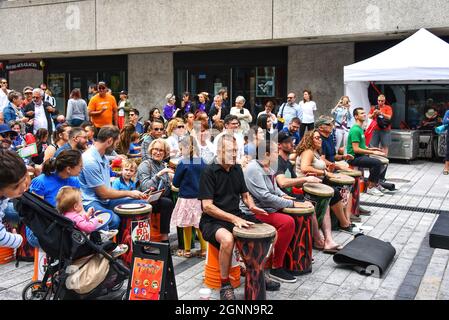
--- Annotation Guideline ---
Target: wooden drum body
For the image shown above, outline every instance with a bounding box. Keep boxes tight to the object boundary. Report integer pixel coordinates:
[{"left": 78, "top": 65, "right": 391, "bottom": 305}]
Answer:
[
  {"left": 327, "top": 174, "right": 355, "bottom": 206},
  {"left": 283, "top": 207, "right": 315, "bottom": 275},
  {"left": 233, "top": 223, "right": 276, "bottom": 300},
  {"left": 114, "top": 203, "right": 152, "bottom": 266},
  {"left": 338, "top": 170, "right": 362, "bottom": 215},
  {"left": 369, "top": 154, "right": 389, "bottom": 165},
  {"left": 302, "top": 183, "right": 334, "bottom": 226}
]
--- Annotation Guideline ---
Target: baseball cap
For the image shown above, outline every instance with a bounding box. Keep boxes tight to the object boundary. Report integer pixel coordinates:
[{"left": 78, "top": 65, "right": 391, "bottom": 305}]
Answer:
[
  {"left": 98, "top": 81, "right": 107, "bottom": 88},
  {"left": 315, "top": 116, "right": 334, "bottom": 127},
  {"left": 120, "top": 90, "right": 127, "bottom": 95},
  {"left": 277, "top": 131, "right": 293, "bottom": 144},
  {"left": 0, "top": 124, "right": 18, "bottom": 137},
  {"left": 23, "top": 86, "right": 33, "bottom": 94}
]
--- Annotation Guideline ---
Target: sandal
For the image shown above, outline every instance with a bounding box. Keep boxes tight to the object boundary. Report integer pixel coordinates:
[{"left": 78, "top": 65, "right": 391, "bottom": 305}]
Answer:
[
  {"left": 176, "top": 249, "right": 184, "bottom": 257},
  {"left": 443, "top": 170, "right": 449, "bottom": 175},
  {"left": 183, "top": 251, "right": 192, "bottom": 258},
  {"left": 323, "top": 245, "right": 344, "bottom": 254}
]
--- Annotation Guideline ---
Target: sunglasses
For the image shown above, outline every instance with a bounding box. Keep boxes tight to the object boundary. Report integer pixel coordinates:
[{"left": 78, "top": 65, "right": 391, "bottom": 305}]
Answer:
[
  {"left": 287, "top": 97, "right": 294, "bottom": 99},
  {"left": 1, "top": 82, "right": 7, "bottom": 84},
  {"left": 378, "top": 100, "right": 385, "bottom": 102},
  {"left": 177, "top": 125, "right": 185, "bottom": 129},
  {"left": 153, "top": 128, "right": 164, "bottom": 131}
]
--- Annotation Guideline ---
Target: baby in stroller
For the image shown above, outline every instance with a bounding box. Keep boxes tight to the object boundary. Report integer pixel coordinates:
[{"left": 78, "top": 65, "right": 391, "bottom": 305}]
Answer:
[{"left": 55, "top": 186, "right": 128, "bottom": 258}]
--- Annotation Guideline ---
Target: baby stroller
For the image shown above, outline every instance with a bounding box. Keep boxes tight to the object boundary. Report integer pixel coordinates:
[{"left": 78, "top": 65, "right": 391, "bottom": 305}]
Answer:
[{"left": 15, "top": 191, "right": 130, "bottom": 300}]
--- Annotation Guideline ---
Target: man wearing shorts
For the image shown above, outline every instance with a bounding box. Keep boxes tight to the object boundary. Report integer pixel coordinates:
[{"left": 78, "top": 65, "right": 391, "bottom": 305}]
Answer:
[
  {"left": 199, "top": 134, "right": 267, "bottom": 300},
  {"left": 368, "top": 94, "right": 393, "bottom": 156}
]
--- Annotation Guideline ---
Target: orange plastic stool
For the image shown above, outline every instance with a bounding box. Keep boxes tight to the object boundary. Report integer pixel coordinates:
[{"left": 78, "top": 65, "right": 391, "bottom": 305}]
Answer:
[
  {"left": 0, "top": 247, "right": 15, "bottom": 264},
  {"left": 150, "top": 212, "right": 162, "bottom": 242},
  {"left": 32, "top": 248, "right": 47, "bottom": 281},
  {"left": 204, "top": 243, "right": 241, "bottom": 289}
]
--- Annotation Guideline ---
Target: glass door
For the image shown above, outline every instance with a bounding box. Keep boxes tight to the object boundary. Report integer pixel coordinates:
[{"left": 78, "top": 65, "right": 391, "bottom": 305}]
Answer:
[{"left": 47, "top": 73, "right": 66, "bottom": 115}]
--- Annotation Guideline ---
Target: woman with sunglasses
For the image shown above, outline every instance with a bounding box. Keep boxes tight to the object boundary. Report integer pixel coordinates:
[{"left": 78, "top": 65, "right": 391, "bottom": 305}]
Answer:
[
  {"left": 294, "top": 130, "right": 352, "bottom": 252},
  {"left": 137, "top": 139, "right": 175, "bottom": 243},
  {"left": 166, "top": 118, "right": 186, "bottom": 159}
]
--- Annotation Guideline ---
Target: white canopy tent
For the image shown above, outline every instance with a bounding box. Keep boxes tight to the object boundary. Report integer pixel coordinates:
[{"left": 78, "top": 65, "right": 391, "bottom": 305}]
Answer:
[{"left": 344, "top": 28, "right": 449, "bottom": 114}]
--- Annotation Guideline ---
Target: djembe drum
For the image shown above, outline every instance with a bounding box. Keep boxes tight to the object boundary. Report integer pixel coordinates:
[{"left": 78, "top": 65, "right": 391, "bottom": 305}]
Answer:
[
  {"left": 338, "top": 170, "right": 363, "bottom": 215},
  {"left": 233, "top": 223, "right": 276, "bottom": 300},
  {"left": 302, "top": 183, "right": 334, "bottom": 226},
  {"left": 114, "top": 203, "right": 152, "bottom": 266},
  {"left": 327, "top": 174, "right": 355, "bottom": 207},
  {"left": 283, "top": 206, "right": 315, "bottom": 275},
  {"left": 369, "top": 154, "right": 389, "bottom": 165}
]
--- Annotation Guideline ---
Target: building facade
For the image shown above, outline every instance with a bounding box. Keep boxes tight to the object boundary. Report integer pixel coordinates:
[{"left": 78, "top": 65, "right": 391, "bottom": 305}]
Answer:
[{"left": 1, "top": 0, "right": 449, "bottom": 127}]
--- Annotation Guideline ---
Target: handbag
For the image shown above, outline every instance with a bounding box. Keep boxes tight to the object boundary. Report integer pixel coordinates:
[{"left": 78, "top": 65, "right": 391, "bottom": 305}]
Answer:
[
  {"left": 65, "top": 254, "right": 110, "bottom": 294},
  {"left": 276, "top": 103, "right": 286, "bottom": 131},
  {"left": 374, "top": 105, "right": 391, "bottom": 129}
]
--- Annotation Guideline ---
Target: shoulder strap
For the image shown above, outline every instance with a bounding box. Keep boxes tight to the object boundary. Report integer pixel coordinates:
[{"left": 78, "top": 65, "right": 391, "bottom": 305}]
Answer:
[{"left": 280, "top": 103, "right": 286, "bottom": 118}]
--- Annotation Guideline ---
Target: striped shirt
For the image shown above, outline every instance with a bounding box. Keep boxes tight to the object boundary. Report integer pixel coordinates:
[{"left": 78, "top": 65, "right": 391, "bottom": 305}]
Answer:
[{"left": 0, "top": 198, "right": 23, "bottom": 249}]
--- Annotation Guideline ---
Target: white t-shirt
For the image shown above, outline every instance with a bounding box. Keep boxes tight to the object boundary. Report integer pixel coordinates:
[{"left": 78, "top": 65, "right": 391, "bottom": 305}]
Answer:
[
  {"left": 33, "top": 103, "right": 48, "bottom": 134},
  {"left": 0, "top": 89, "right": 11, "bottom": 113},
  {"left": 299, "top": 101, "right": 317, "bottom": 124},
  {"left": 118, "top": 101, "right": 126, "bottom": 117}
]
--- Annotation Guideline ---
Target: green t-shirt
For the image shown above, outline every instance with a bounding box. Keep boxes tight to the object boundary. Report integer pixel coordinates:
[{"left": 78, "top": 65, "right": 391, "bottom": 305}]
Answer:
[{"left": 347, "top": 124, "right": 366, "bottom": 156}]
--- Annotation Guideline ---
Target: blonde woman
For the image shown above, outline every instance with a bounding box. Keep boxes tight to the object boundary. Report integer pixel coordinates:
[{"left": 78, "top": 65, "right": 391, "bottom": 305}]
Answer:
[
  {"left": 137, "top": 138, "right": 174, "bottom": 242},
  {"left": 166, "top": 118, "right": 186, "bottom": 159},
  {"left": 331, "top": 96, "right": 353, "bottom": 152}
]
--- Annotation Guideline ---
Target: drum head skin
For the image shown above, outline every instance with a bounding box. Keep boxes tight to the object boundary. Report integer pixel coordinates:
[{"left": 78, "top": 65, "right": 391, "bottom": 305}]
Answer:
[
  {"left": 233, "top": 223, "right": 276, "bottom": 239},
  {"left": 369, "top": 154, "right": 389, "bottom": 164},
  {"left": 303, "top": 183, "right": 334, "bottom": 197},
  {"left": 328, "top": 174, "right": 355, "bottom": 186},
  {"left": 338, "top": 170, "right": 362, "bottom": 177},
  {"left": 95, "top": 212, "right": 112, "bottom": 228},
  {"left": 282, "top": 207, "right": 315, "bottom": 215},
  {"left": 114, "top": 203, "right": 152, "bottom": 215}
]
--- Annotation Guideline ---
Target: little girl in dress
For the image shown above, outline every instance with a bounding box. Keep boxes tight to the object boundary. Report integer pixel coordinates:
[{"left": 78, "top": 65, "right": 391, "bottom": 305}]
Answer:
[{"left": 170, "top": 136, "right": 207, "bottom": 258}]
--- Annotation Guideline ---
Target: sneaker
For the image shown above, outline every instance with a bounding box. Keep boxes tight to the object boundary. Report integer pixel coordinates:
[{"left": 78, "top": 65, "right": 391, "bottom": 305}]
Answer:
[
  {"left": 265, "top": 276, "right": 281, "bottom": 291},
  {"left": 366, "top": 187, "right": 384, "bottom": 196},
  {"left": 111, "top": 244, "right": 128, "bottom": 257},
  {"left": 269, "top": 268, "right": 297, "bottom": 283},
  {"left": 339, "top": 224, "right": 360, "bottom": 235},
  {"left": 99, "top": 229, "right": 119, "bottom": 242},
  {"left": 377, "top": 184, "right": 387, "bottom": 192},
  {"left": 358, "top": 207, "right": 372, "bottom": 216},
  {"left": 350, "top": 215, "right": 362, "bottom": 223},
  {"left": 220, "top": 284, "right": 235, "bottom": 300}
]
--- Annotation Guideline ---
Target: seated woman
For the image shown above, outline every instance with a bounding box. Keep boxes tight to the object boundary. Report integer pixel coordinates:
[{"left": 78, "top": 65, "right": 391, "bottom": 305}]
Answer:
[
  {"left": 241, "top": 138, "right": 314, "bottom": 283},
  {"left": 295, "top": 130, "right": 347, "bottom": 251},
  {"left": 137, "top": 139, "right": 175, "bottom": 242},
  {"left": 28, "top": 149, "right": 83, "bottom": 247},
  {"left": 116, "top": 124, "right": 136, "bottom": 156}
]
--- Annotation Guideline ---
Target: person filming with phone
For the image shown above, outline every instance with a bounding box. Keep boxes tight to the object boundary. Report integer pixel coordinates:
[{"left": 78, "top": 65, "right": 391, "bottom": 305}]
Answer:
[{"left": 368, "top": 94, "right": 393, "bottom": 156}]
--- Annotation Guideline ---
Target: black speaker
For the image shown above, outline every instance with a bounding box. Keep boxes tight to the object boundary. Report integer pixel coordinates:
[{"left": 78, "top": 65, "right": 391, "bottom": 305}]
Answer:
[{"left": 429, "top": 212, "right": 449, "bottom": 250}]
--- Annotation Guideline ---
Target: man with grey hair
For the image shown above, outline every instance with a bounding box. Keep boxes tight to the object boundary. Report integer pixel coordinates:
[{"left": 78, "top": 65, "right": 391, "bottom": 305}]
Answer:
[
  {"left": 24, "top": 88, "right": 58, "bottom": 136},
  {"left": 277, "top": 92, "right": 302, "bottom": 129},
  {"left": 209, "top": 94, "right": 229, "bottom": 124},
  {"left": 230, "top": 96, "right": 252, "bottom": 135}
]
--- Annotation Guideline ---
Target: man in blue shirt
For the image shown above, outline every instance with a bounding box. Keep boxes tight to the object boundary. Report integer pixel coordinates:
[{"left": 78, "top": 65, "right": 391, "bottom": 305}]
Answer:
[
  {"left": 78, "top": 126, "right": 146, "bottom": 229},
  {"left": 281, "top": 117, "right": 301, "bottom": 146},
  {"left": 54, "top": 127, "right": 89, "bottom": 157},
  {"left": 128, "top": 109, "right": 144, "bottom": 134},
  {"left": 277, "top": 93, "right": 303, "bottom": 129}
]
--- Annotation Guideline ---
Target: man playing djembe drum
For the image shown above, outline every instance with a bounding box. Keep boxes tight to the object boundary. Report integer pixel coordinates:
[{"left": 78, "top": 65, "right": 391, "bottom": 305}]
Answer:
[
  {"left": 347, "top": 108, "right": 388, "bottom": 197},
  {"left": 199, "top": 134, "right": 268, "bottom": 300}
]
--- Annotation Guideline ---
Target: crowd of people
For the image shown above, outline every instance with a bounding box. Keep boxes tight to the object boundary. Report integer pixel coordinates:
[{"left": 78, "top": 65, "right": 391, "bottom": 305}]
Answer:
[{"left": 0, "top": 78, "right": 399, "bottom": 300}]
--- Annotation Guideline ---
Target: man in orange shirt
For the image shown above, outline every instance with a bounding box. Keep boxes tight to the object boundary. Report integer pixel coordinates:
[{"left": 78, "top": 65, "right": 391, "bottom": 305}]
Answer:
[
  {"left": 88, "top": 81, "right": 118, "bottom": 131},
  {"left": 368, "top": 94, "right": 393, "bottom": 155}
]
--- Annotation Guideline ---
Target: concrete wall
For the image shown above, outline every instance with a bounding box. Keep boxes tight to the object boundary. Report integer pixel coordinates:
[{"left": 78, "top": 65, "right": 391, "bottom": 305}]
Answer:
[
  {"left": 288, "top": 43, "right": 355, "bottom": 117},
  {"left": 2, "top": 0, "right": 449, "bottom": 58},
  {"left": 127, "top": 52, "right": 173, "bottom": 119}
]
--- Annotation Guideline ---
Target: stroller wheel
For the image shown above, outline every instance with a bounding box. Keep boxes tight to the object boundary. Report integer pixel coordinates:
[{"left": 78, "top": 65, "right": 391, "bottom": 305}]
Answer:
[
  {"left": 22, "top": 281, "right": 49, "bottom": 300},
  {"left": 111, "top": 280, "right": 125, "bottom": 292}
]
